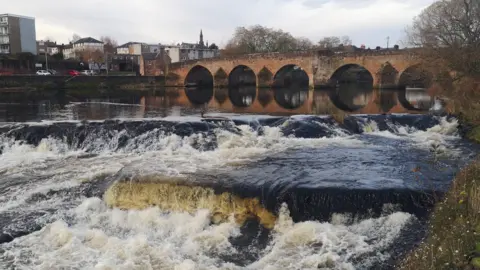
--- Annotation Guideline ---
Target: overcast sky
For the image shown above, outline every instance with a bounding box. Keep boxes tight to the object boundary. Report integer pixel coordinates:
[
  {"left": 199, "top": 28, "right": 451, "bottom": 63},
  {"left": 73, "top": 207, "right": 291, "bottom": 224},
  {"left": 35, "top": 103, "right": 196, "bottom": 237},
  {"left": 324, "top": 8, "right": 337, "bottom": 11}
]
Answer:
[{"left": 8, "top": 0, "right": 435, "bottom": 48}]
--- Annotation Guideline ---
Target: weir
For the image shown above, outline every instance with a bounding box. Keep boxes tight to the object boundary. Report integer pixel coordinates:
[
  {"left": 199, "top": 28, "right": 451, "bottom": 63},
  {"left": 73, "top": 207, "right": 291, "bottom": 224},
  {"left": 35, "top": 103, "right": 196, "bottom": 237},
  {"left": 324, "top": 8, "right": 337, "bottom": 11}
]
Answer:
[{"left": 0, "top": 107, "right": 476, "bottom": 269}]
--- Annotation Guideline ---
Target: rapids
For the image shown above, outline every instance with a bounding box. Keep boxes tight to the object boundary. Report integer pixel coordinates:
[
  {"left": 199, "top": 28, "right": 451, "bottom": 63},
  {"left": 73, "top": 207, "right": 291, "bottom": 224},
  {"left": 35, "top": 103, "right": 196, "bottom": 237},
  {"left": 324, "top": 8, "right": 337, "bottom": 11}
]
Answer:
[{"left": 0, "top": 101, "right": 477, "bottom": 269}]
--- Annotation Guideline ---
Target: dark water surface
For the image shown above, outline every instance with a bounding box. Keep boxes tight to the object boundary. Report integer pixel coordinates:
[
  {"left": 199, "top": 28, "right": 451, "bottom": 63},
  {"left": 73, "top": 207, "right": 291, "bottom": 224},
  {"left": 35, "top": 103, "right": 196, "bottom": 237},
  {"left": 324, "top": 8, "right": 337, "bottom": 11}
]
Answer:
[{"left": 0, "top": 88, "right": 476, "bottom": 270}]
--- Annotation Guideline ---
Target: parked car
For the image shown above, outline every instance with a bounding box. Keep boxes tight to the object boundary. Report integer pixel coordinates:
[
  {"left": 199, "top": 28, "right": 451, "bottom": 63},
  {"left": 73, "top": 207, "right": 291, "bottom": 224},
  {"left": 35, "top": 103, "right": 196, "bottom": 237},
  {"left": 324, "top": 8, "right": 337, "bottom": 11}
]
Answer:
[
  {"left": 80, "top": 70, "right": 92, "bottom": 76},
  {"left": 36, "top": 70, "right": 51, "bottom": 76},
  {"left": 68, "top": 70, "right": 80, "bottom": 76},
  {"left": 47, "top": 69, "right": 57, "bottom": 75}
]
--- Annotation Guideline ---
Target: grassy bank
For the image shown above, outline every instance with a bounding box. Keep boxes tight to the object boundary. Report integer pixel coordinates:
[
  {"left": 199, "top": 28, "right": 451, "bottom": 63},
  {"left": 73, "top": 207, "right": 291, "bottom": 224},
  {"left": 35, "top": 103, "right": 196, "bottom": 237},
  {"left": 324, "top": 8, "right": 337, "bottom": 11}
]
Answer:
[
  {"left": 400, "top": 79, "right": 480, "bottom": 269},
  {"left": 400, "top": 159, "right": 480, "bottom": 269}
]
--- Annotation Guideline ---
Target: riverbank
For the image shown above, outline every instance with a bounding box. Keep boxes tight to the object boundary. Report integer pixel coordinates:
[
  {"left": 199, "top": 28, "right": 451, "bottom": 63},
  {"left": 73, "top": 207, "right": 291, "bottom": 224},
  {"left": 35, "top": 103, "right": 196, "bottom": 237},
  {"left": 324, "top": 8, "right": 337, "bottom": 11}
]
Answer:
[
  {"left": 400, "top": 79, "right": 480, "bottom": 269},
  {"left": 0, "top": 75, "right": 165, "bottom": 92}
]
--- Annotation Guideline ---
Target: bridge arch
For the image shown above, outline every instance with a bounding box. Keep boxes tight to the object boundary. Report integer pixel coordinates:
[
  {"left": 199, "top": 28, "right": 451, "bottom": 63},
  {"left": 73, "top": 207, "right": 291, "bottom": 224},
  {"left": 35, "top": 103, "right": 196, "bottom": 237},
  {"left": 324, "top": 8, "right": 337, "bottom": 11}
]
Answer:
[
  {"left": 398, "top": 65, "right": 433, "bottom": 89},
  {"left": 378, "top": 63, "right": 399, "bottom": 89},
  {"left": 258, "top": 67, "right": 273, "bottom": 87},
  {"left": 184, "top": 65, "right": 213, "bottom": 87},
  {"left": 214, "top": 68, "right": 228, "bottom": 88},
  {"left": 273, "top": 64, "right": 309, "bottom": 88},
  {"left": 329, "top": 64, "right": 374, "bottom": 87},
  {"left": 229, "top": 65, "right": 256, "bottom": 87},
  {"left": 228, "top": 65, "right": 257, "bottom": 107}
]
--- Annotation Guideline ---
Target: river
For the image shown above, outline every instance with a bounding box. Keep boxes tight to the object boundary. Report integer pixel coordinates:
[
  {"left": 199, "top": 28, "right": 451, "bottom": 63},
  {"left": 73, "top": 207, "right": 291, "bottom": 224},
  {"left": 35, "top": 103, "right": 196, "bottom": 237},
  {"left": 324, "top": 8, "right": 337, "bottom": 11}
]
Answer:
[{"left": 0, "top": 87, "right": 476, "bottom": 270}]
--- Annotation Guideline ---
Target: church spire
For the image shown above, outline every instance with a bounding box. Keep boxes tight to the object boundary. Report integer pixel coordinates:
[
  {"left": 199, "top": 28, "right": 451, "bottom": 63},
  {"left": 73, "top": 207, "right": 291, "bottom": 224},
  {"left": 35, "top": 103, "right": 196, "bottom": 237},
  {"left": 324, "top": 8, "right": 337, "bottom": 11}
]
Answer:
[{"left": 199, "top": 29, "right": 205, "bottom": 48}]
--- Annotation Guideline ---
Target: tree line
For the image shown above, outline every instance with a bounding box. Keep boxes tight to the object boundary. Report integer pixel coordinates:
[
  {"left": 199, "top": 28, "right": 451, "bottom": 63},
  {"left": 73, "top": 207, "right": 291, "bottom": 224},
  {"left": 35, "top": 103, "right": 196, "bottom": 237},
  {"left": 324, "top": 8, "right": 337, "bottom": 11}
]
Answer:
[{"left": 222, "top": 25, "right": 353, "bottom": 56}]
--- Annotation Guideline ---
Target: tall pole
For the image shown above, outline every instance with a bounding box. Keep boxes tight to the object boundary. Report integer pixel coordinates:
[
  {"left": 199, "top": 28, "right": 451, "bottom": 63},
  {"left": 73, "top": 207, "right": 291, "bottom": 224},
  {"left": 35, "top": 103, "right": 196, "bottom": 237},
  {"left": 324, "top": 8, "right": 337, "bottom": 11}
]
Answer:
[
  {"left": 105, "top": 52, "right": 109, "bottom": 76},
  {"left": 386, "top": 36, "right": 390, "bottom": 49},
  {"left": 45, "top": 46, "right": 49, "bottom": 71}
]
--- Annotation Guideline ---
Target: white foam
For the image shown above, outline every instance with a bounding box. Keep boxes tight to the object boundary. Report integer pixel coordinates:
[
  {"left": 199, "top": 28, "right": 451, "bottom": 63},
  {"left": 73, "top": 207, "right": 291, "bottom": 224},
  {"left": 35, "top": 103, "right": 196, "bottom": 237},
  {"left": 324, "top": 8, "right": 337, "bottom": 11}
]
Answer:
[
  {"left": 361, "top": 116, "right": 461, "bottom": 155},
  {"left": 0, "top": 200, "right": 412, "bottom": 270}
]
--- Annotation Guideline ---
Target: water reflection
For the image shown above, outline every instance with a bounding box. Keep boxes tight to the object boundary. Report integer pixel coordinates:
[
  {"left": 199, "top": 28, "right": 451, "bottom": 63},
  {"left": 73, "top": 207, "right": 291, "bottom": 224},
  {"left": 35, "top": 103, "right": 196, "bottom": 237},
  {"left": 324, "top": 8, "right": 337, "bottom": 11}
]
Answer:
[
  {"left": 257, "top": 89, "right": 273, "bottom": 108},
  {"left": 0, "top": 87, "right": 437, "bottom": 122},
  {"left": 405, "top": 88, "right": 434, "bottom": 110},
  {"left": 185, "top": 86, "right": 213, "bottom": 105},
  {"left": 378, "top": 90, "right": 398, "bottom": 113},
  {"left": 397, "top": 88, "right": 434, "bottom": 111},
  {"left": 214, "top": 88, "right": 228, "bottom": 105},
  {"left": 229, "top": 86, "right": 256, "bottom": 107},
  {"left": 273, "top": 87, "right": 309, "bottom": 110},
  {"left": 328, "top": 83, "right": 373, "bottom": 112}
]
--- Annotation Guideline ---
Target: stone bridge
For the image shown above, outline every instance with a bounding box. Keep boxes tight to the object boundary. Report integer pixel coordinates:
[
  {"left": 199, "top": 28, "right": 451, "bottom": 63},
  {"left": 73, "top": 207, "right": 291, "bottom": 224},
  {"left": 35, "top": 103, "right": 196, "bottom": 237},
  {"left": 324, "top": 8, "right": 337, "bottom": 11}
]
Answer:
[{"left": 166, "top": 49, "right": 430, "bottom": 89}]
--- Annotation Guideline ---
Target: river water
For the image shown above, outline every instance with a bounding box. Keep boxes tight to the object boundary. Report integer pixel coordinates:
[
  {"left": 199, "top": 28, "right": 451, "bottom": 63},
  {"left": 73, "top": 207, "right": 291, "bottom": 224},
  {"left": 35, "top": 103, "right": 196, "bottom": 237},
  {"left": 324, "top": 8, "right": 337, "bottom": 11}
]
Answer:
[{"left": 0, "top": 88, "right": 476, "bottom": 270}]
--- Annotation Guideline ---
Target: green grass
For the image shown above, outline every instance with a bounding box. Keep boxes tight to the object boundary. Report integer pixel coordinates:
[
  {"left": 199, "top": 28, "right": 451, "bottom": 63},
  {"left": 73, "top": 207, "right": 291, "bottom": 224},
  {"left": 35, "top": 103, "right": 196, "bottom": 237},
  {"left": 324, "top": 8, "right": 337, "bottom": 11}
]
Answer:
[{"left": 400, "top": 156, "right": 480, "bottom": 270}]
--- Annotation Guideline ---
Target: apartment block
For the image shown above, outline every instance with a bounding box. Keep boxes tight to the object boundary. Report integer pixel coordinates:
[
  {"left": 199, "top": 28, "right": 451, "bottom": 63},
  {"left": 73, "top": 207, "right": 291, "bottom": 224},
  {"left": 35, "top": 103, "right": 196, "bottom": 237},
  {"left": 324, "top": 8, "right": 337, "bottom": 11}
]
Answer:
[{"left": 0, "top": 13, "right": 37, "bottom": 55}]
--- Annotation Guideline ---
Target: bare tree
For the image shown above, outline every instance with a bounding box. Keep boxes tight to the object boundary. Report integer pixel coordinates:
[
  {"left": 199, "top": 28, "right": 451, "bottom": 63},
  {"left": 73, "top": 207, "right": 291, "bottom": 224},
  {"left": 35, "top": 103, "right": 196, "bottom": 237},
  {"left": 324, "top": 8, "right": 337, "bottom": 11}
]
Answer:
[
  {"left": 295, "top": 37, "right": 315, "bottom": 51},
  {"left": 43, "top": 36, "right": 55, "bottom": 42},
  {"left": 407, "top": 0, "right": 480, "bottom": 80},
  {"left": 100, "top": 36, "right": 119, "bottom": 54},
  {"left": 77, "top": 49, "right": 104, "bottom": 62},
  {"left": 70, "top": 33, "right": 81, "bottom": 43},
  {"left": 317, "top": 36, "right": 341, "bottom": 48},
  {"left": 341, "top": 36, "right": 353, "bottom": 46},
  {"left": 223, "top": 25, "right": 314, "bottom": 55},
  {"left": 317, "top": 36, "right": 353, "bottom": 48}
]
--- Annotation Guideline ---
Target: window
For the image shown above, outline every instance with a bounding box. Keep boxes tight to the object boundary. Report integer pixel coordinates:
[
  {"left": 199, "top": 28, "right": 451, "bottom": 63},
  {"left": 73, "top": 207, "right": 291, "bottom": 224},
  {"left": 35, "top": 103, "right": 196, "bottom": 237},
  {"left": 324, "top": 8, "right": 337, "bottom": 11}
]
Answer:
[{"left": 0, "top": 17, "right": 7, "bottom": 23}]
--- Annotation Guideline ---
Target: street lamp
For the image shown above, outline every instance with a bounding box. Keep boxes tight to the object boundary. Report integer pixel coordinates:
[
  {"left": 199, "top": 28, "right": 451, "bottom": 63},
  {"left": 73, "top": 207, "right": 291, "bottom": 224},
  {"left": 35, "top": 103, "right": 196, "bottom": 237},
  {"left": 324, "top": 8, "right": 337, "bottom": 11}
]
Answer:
[
  {"left": 45, "top": 45, "right": 49, "bottom": 71},
  {"left": 104, "top": 51, "right": 109, "bottom": 76}
]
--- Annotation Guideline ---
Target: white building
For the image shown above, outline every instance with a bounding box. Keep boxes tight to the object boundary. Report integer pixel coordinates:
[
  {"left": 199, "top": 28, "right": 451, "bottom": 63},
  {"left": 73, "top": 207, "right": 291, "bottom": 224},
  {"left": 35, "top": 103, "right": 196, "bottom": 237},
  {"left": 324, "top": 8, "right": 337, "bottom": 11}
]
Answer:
[
  {"left": 116, "top": 42, "right": 161, "bottom": 55},
  {"left": 162, "top": 44, "right": 219, "bottom": 63},
  {"left": 163, "top": 45, "right": 180, "bottom": 63},
  {"left": 64, "top": 37, "right": 104, "bottom": 60},
  {"left": 36, "top": 40, "right": 58, "bottom": 55},
  {"left": 161, "top": 30, "right": 220, "bottom": 63}
]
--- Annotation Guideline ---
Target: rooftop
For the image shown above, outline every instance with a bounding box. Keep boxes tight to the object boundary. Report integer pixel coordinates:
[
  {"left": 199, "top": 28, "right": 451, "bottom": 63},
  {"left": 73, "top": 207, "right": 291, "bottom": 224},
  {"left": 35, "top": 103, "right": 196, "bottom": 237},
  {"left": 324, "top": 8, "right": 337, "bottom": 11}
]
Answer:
[
  {"left": 0, "top": 13, "right": 35, "bottom": 20},
  {"left": 74, "top": 37, "right": 103, "bottom": 44},
  {"left": 117, "top": 42, "right": 147, "bottom": 48}
]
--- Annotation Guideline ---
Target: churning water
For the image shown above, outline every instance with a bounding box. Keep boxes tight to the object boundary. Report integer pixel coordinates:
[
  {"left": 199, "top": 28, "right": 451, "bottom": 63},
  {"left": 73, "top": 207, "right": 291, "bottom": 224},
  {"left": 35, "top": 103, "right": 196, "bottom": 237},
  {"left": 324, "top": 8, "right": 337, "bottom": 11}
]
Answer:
[{"left": 0, "top": 98, "right": 476, "bottom": 270}]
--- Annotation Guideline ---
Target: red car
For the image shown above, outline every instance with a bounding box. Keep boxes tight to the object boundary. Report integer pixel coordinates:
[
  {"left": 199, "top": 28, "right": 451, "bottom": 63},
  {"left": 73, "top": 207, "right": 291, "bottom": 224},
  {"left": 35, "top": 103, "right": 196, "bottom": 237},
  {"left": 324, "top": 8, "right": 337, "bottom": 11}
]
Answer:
[{"left": 68, "top": 70, "right": 80, "bottom": 76}]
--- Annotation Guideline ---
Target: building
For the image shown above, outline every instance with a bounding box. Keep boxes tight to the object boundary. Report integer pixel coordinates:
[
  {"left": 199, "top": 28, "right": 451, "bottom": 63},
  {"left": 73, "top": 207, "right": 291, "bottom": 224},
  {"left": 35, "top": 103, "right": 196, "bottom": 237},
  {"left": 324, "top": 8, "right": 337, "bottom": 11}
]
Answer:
[
  {"left": 163, "top": 45, "right": 180, "bottom": 63},
  {"left": 63, "top": 37, "right": 104, "bottom": 60},
  {"left": 63, "top": 44, "right": 74, "bottom": 59},
  {"left": 140, "top": 50, "right": 171, "bottom": 76},
  {"left": 36, "top": 40, "right": 58, "bottom": 55},
  {"left": 110, "top": 54, "right": 140, "bottom": 72},
  {"left": 116, "top": 42, "right": 161, "bottom": 55},
  {"left": 162, "top": 30, "right": 219, "bottom": 63},
  {"left": 0, "top": 13, "right": 37, "bottom": 55}
]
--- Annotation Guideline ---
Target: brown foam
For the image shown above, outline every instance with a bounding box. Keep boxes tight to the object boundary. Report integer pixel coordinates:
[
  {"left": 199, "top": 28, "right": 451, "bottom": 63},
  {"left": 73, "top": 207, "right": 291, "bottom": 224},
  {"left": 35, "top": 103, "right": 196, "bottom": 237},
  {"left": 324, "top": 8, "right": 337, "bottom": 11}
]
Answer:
[{"left": 104, "top": 177, "right": 277, "bottom": 229}]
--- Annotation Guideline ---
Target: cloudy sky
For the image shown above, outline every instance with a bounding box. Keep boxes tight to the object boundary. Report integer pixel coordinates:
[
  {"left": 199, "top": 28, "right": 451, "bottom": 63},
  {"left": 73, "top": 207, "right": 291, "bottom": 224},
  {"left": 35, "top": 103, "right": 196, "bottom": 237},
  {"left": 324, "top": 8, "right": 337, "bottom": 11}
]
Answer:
[{"left": 8, "top": 0, "right": 435, "bottom": 48}]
